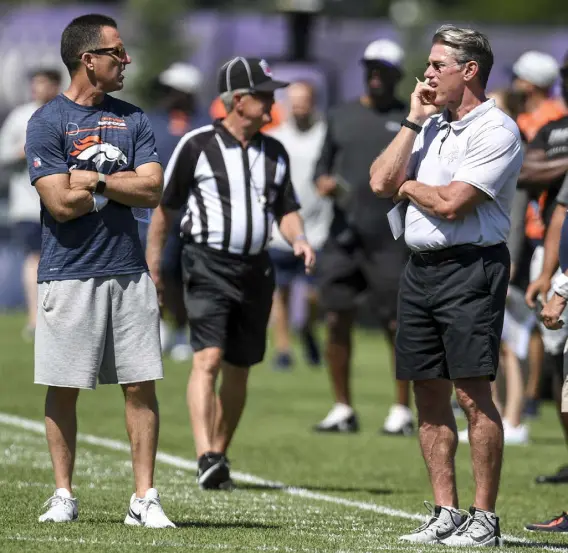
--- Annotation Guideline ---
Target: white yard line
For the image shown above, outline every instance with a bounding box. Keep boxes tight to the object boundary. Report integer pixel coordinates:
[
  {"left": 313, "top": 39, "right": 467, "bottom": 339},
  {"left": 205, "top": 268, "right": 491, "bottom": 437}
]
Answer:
[{"left": 1, "top": 412, "right": 566, "bottom": 551}]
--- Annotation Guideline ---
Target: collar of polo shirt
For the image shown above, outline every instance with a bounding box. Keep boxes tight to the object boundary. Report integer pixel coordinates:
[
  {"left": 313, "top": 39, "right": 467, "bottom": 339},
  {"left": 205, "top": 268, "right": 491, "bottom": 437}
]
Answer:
[{"left": 434, "top": 98, "right": 496, "bottom": 130}]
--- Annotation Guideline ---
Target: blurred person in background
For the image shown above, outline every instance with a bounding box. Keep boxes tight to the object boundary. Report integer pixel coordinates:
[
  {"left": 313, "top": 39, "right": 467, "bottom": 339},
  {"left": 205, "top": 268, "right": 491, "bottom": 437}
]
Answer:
[
  {"left": 267, "top": 81, "right": 330, "bottom": 370},
  {"left": 146, "top": 62, "right": 210, "bottom": 362},
  {"left": 523, "top": 51, "right": 568, "bottom": 486},
  {"left": 512, "top": 51, "right": 567, "bottom": 418},
  {"left": 312, "top": 39, "right": 411, "bottom": 436},
  {"left": 0, "top": 68, "right": 61, "bottom": 340}
]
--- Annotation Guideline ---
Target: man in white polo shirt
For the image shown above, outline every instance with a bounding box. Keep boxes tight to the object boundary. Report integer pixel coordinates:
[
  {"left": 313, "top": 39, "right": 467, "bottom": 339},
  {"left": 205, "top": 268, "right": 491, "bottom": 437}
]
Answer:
[{"left": 370, "top": 25, "right": 523, "bottom": 546}]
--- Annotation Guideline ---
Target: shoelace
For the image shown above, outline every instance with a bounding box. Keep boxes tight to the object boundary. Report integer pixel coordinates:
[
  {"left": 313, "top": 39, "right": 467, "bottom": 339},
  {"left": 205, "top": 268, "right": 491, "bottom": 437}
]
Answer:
[
  {"left": 42, "top": 494, "right": 74, "bottom": 511},
  {"left": 140, "top": 495, "right": 163, "bottom": 517},
  {"left": 412, "top": 501, "right": 439, "bottom": 533},
  {"left": 454, "top": 510, "right": 492, "bottom": 536}
]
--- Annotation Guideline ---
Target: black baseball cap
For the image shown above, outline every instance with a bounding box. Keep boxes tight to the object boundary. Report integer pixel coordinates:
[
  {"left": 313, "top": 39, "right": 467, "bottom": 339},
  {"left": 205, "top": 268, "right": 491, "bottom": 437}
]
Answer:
[{"left": 218, "top": 57, "right": 289, "bottom": 94}]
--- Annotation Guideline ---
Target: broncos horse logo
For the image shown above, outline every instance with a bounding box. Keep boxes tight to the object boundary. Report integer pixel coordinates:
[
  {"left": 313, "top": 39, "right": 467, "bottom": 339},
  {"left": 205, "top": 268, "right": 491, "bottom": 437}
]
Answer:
[{"left": 70, "top": 135, "right": 128, "bottom": 170}]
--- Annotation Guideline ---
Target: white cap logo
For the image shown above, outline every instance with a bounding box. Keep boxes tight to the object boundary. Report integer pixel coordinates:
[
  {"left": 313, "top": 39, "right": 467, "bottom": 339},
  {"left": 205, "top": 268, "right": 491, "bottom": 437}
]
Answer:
[{"left": 259, "top": 59, "right": 273, "bottom": 78}]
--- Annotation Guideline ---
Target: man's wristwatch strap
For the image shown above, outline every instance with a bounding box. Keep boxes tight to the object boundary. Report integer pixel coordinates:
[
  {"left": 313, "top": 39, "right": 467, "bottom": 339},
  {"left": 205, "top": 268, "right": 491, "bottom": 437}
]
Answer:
[
  {"left": 401, "top": 118, "right": 423, "bottom": 133},
  {"left": 95, "top": 172, "right": 106, "bottom": 195}
]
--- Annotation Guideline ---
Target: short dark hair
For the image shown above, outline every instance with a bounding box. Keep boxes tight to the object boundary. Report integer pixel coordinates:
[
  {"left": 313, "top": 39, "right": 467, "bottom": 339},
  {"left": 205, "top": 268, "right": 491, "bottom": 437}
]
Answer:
[
  {"left": 60, "top": 14, "right": 117, "bottom": 75},
  {"left": 432, "top": 25, "right": 494, "bottom": 87},
  {"left": 29, "top": 68, "right": 62, "bottom": 85}
]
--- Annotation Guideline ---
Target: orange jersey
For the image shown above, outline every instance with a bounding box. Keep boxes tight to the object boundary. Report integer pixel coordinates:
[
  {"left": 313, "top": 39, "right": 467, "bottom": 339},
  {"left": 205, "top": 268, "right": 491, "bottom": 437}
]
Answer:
[{"left": 519, "top": 99, "right": 568, "bottom": 240}]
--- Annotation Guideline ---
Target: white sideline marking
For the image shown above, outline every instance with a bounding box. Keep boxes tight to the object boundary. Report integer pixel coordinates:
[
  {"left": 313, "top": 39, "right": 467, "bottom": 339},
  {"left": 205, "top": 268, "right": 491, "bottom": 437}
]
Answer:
[{"left": 1, "top": 412, "right": 566, "bottom": 551}]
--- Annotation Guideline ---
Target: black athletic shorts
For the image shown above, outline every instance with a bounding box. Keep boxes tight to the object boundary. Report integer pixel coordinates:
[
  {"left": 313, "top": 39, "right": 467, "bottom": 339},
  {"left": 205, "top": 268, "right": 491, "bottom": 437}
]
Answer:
[
  {"left": 396, "top": 243, "right": 510, "bottom": 381},
  {"left": 317, "top": 236, "right": 408, "bottom": 326},
  {"left": 181, "top": 243, "right": 275, "bottom": 367}
]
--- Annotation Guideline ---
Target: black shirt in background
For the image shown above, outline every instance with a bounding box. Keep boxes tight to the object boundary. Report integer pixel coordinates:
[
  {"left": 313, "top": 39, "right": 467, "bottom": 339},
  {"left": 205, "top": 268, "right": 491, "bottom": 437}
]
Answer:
[{"left": 314, "top": 99, "right": 407, "bottom": 251}]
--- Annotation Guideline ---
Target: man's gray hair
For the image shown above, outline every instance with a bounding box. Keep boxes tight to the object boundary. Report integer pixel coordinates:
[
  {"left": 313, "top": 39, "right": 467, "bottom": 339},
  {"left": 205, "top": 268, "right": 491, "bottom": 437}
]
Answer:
[
  {"left": 432, "top": 25, "right": 494, "bottom": 87},
  {"left": 220, "top": 88, "right": 250, "bottom": 113}
]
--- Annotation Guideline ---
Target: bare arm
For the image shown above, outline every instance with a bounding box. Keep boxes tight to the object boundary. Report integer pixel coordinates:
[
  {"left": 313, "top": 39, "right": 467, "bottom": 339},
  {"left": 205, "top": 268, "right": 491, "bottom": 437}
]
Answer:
[
  {"left": 35, "top": 173, "right": 94, "bottom": 223},
  {"left": 278, "top": 211, "right": 316, "bottom": 274},
  {"left": 518, "top": 149, "right": 568, "bottom": 188},
  {"left": 369, "top": 127, "right": 421, "bottom": 197},
  {"left": 541, "top": 203, "right": 565, "bottom": 279},
  {"left": 370, "top": 80, "right": 439, "bottom": 197},
  {"left": 146, "top": 205, "right": 176, "bottom": 304},
  {"left": 397, "top": 180, "right": 490, "bottom": 221},
  {"left": 69, "top": 162, "right": 163, "bottom": 208}
]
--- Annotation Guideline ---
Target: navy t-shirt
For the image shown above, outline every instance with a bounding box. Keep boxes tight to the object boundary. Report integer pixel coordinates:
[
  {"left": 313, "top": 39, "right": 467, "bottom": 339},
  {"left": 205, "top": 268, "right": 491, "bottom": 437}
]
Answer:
[{"left": 26, "top": 94, "right": 160, "bottom": 282}]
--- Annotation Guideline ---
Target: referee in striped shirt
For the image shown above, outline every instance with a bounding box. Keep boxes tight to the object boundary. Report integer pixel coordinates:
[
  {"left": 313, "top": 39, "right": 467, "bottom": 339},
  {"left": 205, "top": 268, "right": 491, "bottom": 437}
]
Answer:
[{"left": 147, "top": 57, "right": 315, "bottom": 490}]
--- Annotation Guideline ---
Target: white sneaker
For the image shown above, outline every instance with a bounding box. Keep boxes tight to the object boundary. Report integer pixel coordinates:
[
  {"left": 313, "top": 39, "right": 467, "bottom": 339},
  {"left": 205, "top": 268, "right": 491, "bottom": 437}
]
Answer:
[
  {"left": 399, "top": 502, "right": 466, "bottom": 543},
  {"left": 459, "top": 422, "right": 528, "bottom": 446},
  {"left": 382, "top": 404, "right": 414, "bottom": 435},
  {"left": 503, "top": 419, "right": 529, "bottom": 445},
  {"left": 440, "top": 506, "right": 502, "bottom": 546},
  {"left": 313, "top": 403, "right": 359, "bottom": 433},
  {"left": 38, "top": 488, "right": 78, "bottom": 522},
  {"left": 124, "top": 488, "right": 176, "bottom": 528}
]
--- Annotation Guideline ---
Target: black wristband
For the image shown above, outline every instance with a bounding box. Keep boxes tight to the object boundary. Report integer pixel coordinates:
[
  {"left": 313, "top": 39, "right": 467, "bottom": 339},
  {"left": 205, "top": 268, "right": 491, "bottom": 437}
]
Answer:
[
  {"left": 95, "top": 179, "right": 106, "bottom": 195},
  {"left": 401, "top": 118, "right": 423, "bottom": 133}
]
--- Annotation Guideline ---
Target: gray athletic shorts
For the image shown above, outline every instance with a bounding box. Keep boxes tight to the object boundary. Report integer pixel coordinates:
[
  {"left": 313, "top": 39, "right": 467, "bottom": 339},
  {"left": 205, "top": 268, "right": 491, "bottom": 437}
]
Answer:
[{"left": 35, "top": 272, "right": 163, "bottom": 390}]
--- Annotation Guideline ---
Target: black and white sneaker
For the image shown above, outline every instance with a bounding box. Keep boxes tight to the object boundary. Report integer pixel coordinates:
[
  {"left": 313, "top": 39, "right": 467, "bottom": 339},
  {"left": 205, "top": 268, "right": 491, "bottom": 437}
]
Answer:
[
  {"left": 197, "top": 452, "right": 234, "bottom": 490},
  {"left": 399, "top": 502, "right": 465, "bottom": 543},
  {"left": 440, "top": 506, "right": 502, "bottom": 547},
  {"left": 313, "top": 403, "right": 359, "bottom": 433}
]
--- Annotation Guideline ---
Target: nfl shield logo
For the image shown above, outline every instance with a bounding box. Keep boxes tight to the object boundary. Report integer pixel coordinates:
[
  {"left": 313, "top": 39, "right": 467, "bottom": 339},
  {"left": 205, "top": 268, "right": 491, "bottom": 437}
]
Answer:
[{"left": 33, "top": 157, "right": 42, "bottom": 168}]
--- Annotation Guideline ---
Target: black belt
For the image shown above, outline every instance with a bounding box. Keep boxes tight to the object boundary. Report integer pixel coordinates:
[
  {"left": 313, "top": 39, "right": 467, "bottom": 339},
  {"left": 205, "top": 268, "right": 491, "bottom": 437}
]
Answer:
[{"left": 411, "top": 243, "right": 505, "bottom": 263}]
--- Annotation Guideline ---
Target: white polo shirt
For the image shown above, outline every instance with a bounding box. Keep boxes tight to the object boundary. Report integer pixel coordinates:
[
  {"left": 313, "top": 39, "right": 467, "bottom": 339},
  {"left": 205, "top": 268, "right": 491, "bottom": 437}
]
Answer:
[{"left": 404, "top": 98, "right": 523, "bottom": 251}]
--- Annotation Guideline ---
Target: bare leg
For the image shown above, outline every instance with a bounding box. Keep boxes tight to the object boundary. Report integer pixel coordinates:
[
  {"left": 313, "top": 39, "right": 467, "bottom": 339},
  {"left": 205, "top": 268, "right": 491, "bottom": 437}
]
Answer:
[
  {"left": 414, "top": 379, "right": 458, "bottom": 507},
  {"left": 272, "top": 286, "right": 291, "bottom": 354},
  {"left": 325, "top": 310, "right": 354, "bottom": 406},
  {"left": 455, "top": 377, "right": 503, "bottom": 512},
  {"left": 386, "top": 321, "right": 410, "bottom": 407},
  {"left": 211, "top": 362, "right": 250, "bottom": 453},
  {"left": 187, "top": 347, "right": 223, "bottom": 457},
  {"left": 122, "top": 381, "right": 159, "bottom": 498},
  {"left": 23, "top": 252, "right": 40, "bottom": 329},
  {"left": 45, "top": 387, "right": 80, "bottom": 493},
  {"left": 525, "top": 330, "right": 543, "bottom": 401},
  {"left": 501, "top": 344, "right": 524, "bottom": 427}
]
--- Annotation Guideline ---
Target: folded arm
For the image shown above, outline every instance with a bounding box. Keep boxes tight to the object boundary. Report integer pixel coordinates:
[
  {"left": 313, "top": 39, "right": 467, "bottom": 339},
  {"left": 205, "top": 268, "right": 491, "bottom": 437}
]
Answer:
[
  {"left": 35, "top": 173, "right": 94, "bottom": 223},
  {"left": 397, "top": 180, "right": 491, "bottom": 220}
]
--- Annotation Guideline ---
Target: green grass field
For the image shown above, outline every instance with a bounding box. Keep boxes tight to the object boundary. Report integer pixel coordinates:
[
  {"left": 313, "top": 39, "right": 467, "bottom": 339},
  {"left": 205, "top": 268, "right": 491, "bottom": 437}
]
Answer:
[{"left": 1, "top": 311, "right": 568, "bottom": 552}]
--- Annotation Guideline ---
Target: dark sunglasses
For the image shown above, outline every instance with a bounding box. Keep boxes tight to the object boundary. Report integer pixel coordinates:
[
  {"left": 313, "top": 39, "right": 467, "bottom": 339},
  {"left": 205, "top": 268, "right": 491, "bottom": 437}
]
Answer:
[{"left": 82, "top": 46, "right": 127, "bottom": 61}]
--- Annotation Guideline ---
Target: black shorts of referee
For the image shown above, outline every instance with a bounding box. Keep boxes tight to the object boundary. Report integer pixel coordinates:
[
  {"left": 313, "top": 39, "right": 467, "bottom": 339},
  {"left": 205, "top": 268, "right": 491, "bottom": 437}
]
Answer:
[
  {"left": 181, "top": 242, "right": 275, "bottom": 367},
  {"left": 396, "top": 242, "right": 510, "bottom": 381}
]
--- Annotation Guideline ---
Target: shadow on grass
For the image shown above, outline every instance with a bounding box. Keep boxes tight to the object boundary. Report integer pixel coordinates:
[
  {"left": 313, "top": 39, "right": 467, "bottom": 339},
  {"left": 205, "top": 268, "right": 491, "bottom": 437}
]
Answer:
[
  {"left": 506, "top": 539, "right": 568, "bottom": 550},
  {"left": 235, "top": 482, "right": 393, "bottom": 495},
  {"left": 174, "top": 521, "right": 279, "bottom": 529}
]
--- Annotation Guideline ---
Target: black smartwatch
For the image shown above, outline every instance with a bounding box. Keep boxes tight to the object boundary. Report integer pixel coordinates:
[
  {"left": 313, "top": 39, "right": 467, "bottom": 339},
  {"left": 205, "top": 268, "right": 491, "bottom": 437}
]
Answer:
[
  {"left": 401, "top": 118, "right": 423, "bottom": 133},
  {"left": 95, "top": 172, "right": 106, "bottom": 194}
]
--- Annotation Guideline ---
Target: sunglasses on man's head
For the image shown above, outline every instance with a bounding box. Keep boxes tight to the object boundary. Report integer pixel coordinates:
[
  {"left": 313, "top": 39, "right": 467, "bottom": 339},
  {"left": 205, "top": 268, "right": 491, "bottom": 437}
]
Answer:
[{"left": 82, "top": 46, "right": 127, "bottom": 61}]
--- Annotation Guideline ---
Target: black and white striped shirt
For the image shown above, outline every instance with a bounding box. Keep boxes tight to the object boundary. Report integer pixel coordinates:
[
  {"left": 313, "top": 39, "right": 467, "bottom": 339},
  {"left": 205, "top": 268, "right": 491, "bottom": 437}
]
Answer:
[{"left": 161, "top": 120, "right": 301, "bottom": 256}]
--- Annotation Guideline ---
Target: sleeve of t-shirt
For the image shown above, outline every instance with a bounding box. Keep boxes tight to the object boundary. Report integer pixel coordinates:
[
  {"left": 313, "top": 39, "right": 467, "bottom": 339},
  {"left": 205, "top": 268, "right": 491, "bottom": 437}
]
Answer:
[
  {"left": 161, "top": 135, "right": 198, "bottom": 210},
  {"left": 25, "top": 114, "right": 69, "bottom": 185},
  {"left": 134, "top": 112, "right": 160, "bottom": 168},
  {"left": 313, "top": 114, "right": 336, "bottom": 181},
  {"left": 452, "top": 125, "right": 523, "bottom": 199},
  {"left": 555, "top": 171, "right": 568, "bottom": 206},
  {"left": 527, "top": 125, "right": 548, "bottom": 152},
  {"left": 273, "top": 150, "right": 301, "bottom": 220}
]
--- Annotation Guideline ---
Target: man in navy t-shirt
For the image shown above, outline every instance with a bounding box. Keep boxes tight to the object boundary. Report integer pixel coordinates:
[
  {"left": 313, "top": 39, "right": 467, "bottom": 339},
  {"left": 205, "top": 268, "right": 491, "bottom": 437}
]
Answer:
[{"left": 25, "top": 13, "right": 174, "bottom": 528}]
